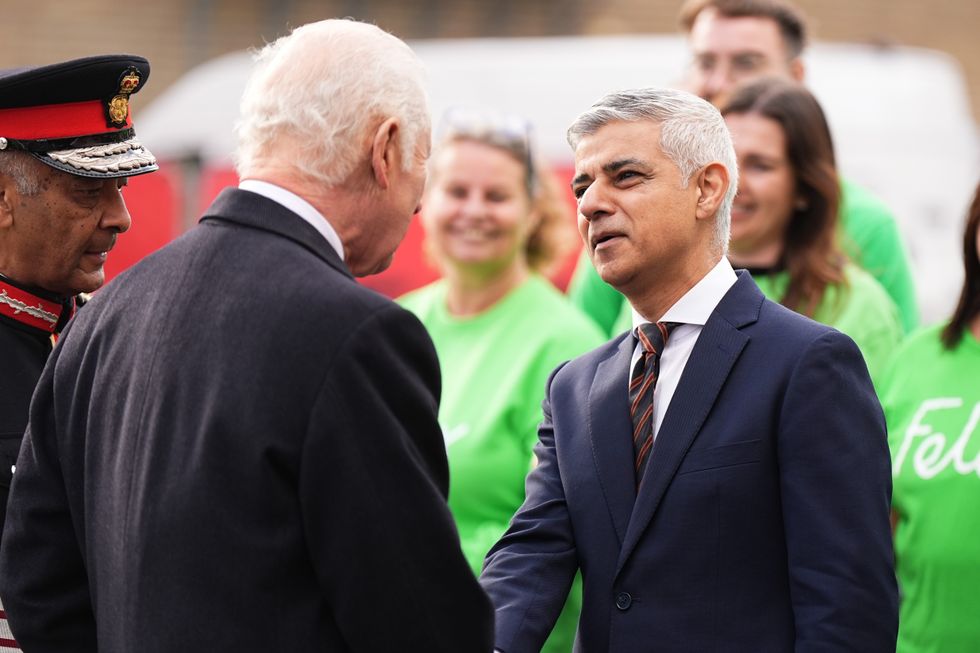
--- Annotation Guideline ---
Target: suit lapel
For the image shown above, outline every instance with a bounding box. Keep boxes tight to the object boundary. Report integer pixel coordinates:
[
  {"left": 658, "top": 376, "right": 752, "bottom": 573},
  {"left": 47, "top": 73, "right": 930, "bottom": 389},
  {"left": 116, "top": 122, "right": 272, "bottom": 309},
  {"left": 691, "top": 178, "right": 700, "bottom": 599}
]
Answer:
[
  {"left": 588, "top": 334, "right": 637, "bottom": 546},
  {"left": 616, "top": 273, "right": 762, "bottom": 573},
  {"left": 199, "top": 187, "right": 353, "bottom": 280}
]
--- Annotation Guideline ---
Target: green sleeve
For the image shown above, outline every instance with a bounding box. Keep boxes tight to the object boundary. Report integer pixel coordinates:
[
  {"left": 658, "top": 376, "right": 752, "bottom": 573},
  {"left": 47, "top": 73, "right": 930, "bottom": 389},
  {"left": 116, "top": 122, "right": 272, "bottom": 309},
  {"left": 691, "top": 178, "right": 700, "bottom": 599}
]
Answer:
[
  {"left": 825, "top": 267, "right": 904, "bottom": 388},
  {"left": 860, "top": 316, "right": 903, "bottom": 390},
  {"left": 611, "top": 299, "right": 634, "bottom": 336},
  {"left": 566, "top": 249, "right": 626, "bottom": 336},
  {"left": 839, "top": 180, "right": 919, "bottom": 333}
]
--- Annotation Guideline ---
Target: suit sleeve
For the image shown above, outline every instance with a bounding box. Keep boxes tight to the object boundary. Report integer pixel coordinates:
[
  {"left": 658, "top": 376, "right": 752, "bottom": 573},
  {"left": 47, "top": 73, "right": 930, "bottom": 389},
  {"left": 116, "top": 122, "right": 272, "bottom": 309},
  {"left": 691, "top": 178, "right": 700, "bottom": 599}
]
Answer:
[
  {"left": 0, "top": 329, "right": 98, "bottom": 652},
  {"left": 299, "top": 303, "right": 493, "bottom": 652},
  {"left": 778, "top": 330, "right": 899, "bottom": 652},
  {"left": 480, "top": 364, "right": 579, "bottom": 653}
]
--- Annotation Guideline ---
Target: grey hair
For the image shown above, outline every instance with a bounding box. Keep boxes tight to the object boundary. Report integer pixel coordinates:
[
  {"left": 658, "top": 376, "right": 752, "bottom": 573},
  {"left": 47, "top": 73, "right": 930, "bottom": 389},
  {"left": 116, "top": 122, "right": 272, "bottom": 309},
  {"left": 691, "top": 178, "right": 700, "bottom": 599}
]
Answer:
[
  {"left": 567, "top": 87, "right": 738, "bottom": 254},
  {"left": 0, "top": 151, "right": 42, "bottom": 196},
  {"left": 235, "top": 19, "right": 429, "bottom": 186}
]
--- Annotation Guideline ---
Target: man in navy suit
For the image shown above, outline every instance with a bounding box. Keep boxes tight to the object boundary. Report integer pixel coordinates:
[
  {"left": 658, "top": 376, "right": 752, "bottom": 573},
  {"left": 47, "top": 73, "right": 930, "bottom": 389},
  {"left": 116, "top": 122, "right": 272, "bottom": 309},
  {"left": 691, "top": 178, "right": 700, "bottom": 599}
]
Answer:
[
  {"left": 480, "top": 88, "right": 897, "bottom": 652},
  {"left": 0, "top": 19, "right": 493, "bottom": 652}
]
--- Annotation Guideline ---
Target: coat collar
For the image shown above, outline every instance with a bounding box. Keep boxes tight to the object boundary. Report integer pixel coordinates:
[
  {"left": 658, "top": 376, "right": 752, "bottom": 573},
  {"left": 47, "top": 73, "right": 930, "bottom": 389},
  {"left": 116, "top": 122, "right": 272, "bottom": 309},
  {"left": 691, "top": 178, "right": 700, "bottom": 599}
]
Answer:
[
  {"left": 199, "top": 187, "right": 352, "bottom": 281},
  {"left": 588, "top": 333, "right": 639, "bottom": 546},
  {"left": 610, "top": 271, "right": 764, "bottom": 573}
]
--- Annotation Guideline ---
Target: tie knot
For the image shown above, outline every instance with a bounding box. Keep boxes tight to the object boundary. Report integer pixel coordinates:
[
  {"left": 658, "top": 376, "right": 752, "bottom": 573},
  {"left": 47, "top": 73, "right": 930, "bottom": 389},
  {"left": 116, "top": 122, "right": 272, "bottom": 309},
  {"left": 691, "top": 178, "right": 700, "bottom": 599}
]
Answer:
[{"left": 636, "top": 321, "right": 678, "bottom": 356}]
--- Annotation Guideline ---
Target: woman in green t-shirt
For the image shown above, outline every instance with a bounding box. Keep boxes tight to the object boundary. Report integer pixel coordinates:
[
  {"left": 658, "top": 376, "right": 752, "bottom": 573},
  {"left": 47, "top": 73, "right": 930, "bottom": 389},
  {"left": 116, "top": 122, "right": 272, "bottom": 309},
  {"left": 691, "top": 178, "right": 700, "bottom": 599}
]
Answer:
[
  {"left": 715, "top": 77, "right": 901, "bottom": 380},
  {"left": 878, "top": 181, "right": 980, "bottom": 653},
  {"left": 399, "top": 110, "right": 604, "bottom": 653}
]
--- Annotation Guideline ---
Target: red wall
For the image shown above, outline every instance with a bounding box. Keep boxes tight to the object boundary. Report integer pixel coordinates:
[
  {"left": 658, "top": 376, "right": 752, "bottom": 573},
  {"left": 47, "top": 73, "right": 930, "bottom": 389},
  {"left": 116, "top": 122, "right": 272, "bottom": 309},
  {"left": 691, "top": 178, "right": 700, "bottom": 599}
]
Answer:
[
  {"left": 104, "top": 162, "right": 180, "bottom": 282},
  {"left": 112, "top": 162, "right": 583, "bottom": 297}
]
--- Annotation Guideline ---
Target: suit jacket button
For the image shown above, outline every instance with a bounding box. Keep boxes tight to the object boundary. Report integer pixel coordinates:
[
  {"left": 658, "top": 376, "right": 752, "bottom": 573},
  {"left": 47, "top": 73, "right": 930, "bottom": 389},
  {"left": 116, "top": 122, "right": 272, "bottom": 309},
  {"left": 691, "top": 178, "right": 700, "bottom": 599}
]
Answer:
[{"left": 615, "top": 592, "right": 632, "bottom": 610}]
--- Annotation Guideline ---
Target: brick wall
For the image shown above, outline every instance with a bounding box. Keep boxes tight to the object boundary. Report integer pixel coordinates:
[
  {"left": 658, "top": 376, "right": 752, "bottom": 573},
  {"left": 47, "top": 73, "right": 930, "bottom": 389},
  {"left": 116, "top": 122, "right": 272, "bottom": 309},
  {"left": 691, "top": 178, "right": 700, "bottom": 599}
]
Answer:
[{"left": 2, "top": 0, "right": 978, "bottom": 120}]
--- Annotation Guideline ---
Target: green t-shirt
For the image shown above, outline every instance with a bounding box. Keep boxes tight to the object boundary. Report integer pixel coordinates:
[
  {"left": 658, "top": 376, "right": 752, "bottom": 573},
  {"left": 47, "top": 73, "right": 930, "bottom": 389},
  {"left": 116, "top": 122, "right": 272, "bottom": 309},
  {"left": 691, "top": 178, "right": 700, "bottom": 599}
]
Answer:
[
  {"left": 838, "top": 179, "right": 918, "bottom": 333},
  {"left": 610, "top": 264, "right": 901, "bottom": 383},
  {"left": 568, "top": 179, "right": 918, "bottom": 335},
  {"left": 399, "top": 274, "right": 604, "bottom": 653},
  {"left": 878, "top": 324, "right": 980, "bottom": 653}
]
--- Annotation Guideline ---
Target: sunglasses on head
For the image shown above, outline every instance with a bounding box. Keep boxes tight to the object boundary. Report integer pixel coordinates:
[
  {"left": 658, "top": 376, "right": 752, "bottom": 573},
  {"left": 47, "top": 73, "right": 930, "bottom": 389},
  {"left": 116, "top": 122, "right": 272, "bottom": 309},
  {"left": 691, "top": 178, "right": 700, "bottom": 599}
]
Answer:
[{"left": 438, "top": 108, "right": 536, "bottom": 195}]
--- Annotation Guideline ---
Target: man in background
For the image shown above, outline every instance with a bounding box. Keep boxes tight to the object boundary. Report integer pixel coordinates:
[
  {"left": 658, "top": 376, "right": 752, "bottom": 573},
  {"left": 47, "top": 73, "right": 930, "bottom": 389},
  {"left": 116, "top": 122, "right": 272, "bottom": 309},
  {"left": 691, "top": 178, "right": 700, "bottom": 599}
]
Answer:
[
  {"left": 568, "top": 0, "right": 918, "bottom": 336},
  {"left": 0, "top": 54, "right": 158, "bottom": 649},
  {"left": 0, "top": 19, "right": 493, "bottom": 652}
]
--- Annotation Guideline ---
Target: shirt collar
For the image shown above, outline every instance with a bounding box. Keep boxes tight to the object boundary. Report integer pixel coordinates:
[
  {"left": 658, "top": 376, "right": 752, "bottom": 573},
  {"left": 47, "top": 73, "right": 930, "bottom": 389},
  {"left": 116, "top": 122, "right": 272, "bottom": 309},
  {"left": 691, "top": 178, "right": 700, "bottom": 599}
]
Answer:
[
  {"left": 631, "top": 257, "right": 738, "bottom": 329},
  {"left": 238, "top": 179, "right": 345, "bottom": 262}
]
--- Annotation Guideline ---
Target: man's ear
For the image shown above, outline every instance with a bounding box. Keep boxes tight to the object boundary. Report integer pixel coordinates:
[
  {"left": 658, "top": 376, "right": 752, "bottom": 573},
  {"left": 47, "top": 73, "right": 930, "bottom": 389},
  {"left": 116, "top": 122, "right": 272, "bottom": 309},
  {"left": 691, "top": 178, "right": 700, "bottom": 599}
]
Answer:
[
  {"left": 370, "top": 117, "right": 400, "bottom": 191},
  {"left": 0, "top": 177, "right": 17, "bottom": 229},
  {"left": 694, "top": 162, "right": 729, "bottom": 221}
]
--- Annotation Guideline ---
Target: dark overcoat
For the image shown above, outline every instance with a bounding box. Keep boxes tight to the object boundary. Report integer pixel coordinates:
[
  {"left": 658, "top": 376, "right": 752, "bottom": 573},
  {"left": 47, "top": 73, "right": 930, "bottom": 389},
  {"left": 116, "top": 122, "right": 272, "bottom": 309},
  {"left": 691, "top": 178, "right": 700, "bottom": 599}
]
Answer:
[
  {"left": 0, "top": 314, "right": 49, "bottom": 531},
  {"left": 0, "top": 188, "right": 494, "bottom": 652}
]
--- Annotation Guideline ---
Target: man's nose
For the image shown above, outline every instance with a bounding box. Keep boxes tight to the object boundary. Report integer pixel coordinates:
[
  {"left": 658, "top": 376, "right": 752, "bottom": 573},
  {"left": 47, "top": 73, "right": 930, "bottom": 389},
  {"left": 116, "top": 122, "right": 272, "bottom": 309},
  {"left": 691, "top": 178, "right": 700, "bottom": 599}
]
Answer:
[
  {"left": 100, "top": 183, "right": 132, "bottom": 233},
  {"left": 577, "top": 182, "right": 610, "bottom": 222},
  {"left": 702, "top": 64, "right": 732, "bottom": 105}
]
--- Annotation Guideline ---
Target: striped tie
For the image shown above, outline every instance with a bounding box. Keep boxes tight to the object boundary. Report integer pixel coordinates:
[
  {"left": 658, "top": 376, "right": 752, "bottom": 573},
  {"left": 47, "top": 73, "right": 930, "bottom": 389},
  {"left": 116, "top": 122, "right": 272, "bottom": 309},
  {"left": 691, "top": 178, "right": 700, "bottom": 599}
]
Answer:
[{"left": 629, "top": 321, "right": 678, "bottom": 487}]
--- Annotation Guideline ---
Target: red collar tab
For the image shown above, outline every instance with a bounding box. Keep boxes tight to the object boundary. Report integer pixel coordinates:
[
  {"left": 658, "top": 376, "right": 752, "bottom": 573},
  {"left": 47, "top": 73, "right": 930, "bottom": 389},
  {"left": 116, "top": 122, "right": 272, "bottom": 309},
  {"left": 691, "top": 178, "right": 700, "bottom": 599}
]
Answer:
[{"left": 0, "top": 279, "right": 73, "bottom": 334}]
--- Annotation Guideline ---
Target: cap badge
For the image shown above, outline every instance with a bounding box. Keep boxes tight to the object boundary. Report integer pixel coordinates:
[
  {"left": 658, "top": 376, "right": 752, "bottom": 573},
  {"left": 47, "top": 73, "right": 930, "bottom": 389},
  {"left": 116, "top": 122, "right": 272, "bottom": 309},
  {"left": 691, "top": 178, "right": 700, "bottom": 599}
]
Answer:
[
  {"left": 106, "top": 68, "right": 141, "bottom": 128},
  {"left": 119, "top": 70, "right": 140, "bottom": 93}
]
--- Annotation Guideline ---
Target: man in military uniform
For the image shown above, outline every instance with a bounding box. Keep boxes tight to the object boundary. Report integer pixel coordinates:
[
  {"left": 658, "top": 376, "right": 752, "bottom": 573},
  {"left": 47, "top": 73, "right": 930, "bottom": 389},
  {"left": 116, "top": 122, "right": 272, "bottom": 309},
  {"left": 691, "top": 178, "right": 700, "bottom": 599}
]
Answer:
[{"left": 0, "top": 54, "right": 156, "bottom": 648}]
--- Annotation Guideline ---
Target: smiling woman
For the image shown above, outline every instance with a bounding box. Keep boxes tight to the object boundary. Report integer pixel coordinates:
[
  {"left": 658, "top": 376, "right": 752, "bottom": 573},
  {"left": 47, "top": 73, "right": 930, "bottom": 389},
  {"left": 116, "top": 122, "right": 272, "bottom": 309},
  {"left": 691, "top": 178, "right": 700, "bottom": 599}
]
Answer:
[
  {"left": 398, "top": 110, "right": 604, "bottom": 653},
  {"left": 416, "top": 110, "right": 572, "bottom": 308},
  {"left": 718, "top": 77, "right": 902, "bottom": 382}
]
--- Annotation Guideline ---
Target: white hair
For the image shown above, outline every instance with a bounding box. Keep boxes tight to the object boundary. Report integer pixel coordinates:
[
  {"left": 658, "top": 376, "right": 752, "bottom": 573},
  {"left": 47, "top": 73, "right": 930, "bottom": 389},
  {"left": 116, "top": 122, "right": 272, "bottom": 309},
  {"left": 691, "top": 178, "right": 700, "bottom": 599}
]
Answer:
[
  {"left": 0, "top": 151, "right": 42, "bottom": 195},
  {"left": 235, "top": 19, "right": 429, "bottom": 186},
  {"left": 567, "top": 87, "right": 738, "bottom": 254}
]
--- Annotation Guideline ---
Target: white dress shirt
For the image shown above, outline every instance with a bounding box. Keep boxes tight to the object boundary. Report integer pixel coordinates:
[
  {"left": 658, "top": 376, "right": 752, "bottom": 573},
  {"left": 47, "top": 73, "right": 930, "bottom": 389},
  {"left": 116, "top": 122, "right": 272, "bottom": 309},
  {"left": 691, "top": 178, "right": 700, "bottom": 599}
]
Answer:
[
  {"left": 629, "top": 257, "right": 738, "bottom": 441},
  {"left": 238, "top": 179, "right": 345, "bottom": 261}
]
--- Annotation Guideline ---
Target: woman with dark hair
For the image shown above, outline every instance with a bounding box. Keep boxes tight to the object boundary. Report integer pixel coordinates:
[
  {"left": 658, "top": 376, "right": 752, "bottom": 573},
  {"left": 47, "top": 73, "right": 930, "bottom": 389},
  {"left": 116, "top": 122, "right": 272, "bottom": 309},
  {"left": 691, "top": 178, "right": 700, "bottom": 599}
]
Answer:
[
  {"left": 877, "top": 181, "right": 980, "bottom": 652},
  {"left": 719, "top": 77, "right": 902, "bottom": 379},
  {"left": 399, "top": 110, "right": 603, "bottom": 653}
]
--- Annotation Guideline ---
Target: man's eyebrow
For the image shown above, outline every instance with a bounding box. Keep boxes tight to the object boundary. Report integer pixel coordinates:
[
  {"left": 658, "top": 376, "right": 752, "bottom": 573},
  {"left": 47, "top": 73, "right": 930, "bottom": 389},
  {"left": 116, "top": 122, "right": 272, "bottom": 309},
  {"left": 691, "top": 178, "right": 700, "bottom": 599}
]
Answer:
[
  {"left": 571, "top": 172, "right": 591, "bottom": 188},
  {"left": 572, "top": 157, "right": 649, "bottom": 189},
  {"left": 604, "top": 158, "right": 647, "bottom": 174}
]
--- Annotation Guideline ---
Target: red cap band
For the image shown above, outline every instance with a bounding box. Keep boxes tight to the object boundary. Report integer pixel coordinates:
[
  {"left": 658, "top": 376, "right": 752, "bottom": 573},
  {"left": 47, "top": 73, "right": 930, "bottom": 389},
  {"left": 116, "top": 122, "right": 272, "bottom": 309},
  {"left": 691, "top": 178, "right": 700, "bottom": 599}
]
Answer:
[{"left": 0, "top": 100, "right": 130, "bottom": 140}]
